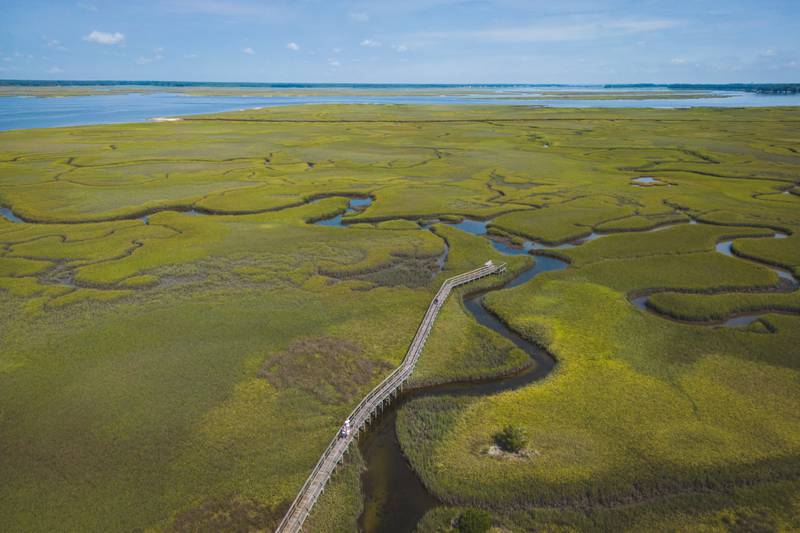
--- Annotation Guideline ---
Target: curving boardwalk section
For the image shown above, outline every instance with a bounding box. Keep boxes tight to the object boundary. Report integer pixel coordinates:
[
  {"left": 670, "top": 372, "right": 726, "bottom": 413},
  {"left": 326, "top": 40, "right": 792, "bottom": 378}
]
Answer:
[{"left": 276, "top": 262, "right": 507, "bottom": 533}]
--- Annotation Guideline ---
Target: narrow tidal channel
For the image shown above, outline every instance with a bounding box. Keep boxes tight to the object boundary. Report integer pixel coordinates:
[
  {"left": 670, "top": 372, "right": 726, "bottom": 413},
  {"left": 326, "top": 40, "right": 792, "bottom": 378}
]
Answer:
[
  {"left": 353, "top": 217, "right": 798, "bottom": 532},
  {"left": 315, "top": 205, "right": 796, "bottom": 531},
  {"left": 357, "top": 253, "right": 568, "bottom": 533}
]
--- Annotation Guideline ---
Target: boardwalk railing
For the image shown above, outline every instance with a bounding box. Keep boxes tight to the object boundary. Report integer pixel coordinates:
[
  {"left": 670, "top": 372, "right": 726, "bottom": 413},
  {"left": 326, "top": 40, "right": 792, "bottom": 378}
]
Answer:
[{"left": 276, "top": 262, "right": 507, "bottom": 533}]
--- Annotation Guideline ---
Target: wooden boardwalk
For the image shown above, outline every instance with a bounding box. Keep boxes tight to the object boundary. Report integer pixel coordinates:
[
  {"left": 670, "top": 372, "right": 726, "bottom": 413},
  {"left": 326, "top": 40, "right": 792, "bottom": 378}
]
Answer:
[{"left": 275, "top": 262, "right": 507, "bottom": 533}]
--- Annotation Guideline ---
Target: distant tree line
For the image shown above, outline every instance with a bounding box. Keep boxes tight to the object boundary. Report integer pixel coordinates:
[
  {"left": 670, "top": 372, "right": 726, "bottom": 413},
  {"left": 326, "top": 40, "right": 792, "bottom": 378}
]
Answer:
[
  {"left": 2, "top": 79, "right": 797, "bottom": 94},
  {"left": 606, "top": 83, "right": 800, "bottom": 94}
]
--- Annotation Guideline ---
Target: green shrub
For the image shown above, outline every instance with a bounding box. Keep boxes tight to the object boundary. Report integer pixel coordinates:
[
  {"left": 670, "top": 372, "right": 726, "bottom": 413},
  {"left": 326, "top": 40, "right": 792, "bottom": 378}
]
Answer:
[
  {"left": 494, "top": 424, "right": 527, "bottom": 453},
  {"left": 458, "top": 508, "right": 491, "bottom": 533}
]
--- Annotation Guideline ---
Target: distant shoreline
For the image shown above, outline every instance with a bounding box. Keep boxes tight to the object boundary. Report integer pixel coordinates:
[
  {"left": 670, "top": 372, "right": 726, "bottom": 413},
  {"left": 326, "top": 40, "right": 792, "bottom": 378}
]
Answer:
[
  {"left": 0, "top": 79, "right": 798, "bottom": 93},
  {"left": 3, "top": 90, "right": 800, "bottom": 132}
]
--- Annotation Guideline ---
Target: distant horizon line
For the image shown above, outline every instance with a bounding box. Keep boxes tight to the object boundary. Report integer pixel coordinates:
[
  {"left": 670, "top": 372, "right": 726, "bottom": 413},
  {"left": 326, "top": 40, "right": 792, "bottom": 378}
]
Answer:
[{"left": 1, "top": 79, "right": 799, "bottom": 89}]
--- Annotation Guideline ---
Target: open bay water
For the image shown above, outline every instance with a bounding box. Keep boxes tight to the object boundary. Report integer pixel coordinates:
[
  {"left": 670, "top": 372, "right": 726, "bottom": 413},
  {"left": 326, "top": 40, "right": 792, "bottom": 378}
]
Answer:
[{"left": 2, "top": 86, "right": 800, "bottom": 131}]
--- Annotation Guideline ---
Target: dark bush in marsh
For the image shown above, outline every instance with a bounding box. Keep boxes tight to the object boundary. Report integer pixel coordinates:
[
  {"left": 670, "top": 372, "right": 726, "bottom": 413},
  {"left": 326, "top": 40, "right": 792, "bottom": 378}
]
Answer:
[
  {"left": 494, "top": 424, "right": 528, "bottom": 453},
  {"left": 458, "top": 508, "right": 492, "bottom": 533}
]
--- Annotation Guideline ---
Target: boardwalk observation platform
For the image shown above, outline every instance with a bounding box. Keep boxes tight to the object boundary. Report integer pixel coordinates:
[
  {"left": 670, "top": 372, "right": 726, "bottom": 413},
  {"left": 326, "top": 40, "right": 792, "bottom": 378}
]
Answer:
[{"left": 276, "top": 261, "right": 507, "bottom": 533}]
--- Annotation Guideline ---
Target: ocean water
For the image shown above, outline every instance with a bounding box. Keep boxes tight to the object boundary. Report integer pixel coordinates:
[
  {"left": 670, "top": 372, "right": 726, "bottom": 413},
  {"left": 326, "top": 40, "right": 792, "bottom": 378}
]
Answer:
[{"left": 1, "top": 86, "right": 800, "bottom": 131}]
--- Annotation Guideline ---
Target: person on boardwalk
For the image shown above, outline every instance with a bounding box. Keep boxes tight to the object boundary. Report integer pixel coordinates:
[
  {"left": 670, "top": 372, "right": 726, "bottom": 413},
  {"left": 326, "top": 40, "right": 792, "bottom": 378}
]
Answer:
[{"left": 339, "top": 418, "right": 351, "bottom": 439}]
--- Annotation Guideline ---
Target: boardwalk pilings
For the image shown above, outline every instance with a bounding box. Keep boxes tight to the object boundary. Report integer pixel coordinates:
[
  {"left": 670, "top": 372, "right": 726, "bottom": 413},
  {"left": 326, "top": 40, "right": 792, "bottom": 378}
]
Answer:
[{"left": 275, "top": 262, "right": 507, "bottom": 533}]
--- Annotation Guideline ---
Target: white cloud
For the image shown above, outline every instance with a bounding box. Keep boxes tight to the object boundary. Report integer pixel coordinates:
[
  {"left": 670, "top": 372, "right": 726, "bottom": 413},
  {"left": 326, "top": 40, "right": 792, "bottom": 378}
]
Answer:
[
  {"left": 669, "top": 57, "right": 687, "bottom": 64},
  {"left": 328, "top": 58, "right": 341, "bottom": 67},
  {"left": 136, "top": 48, "right": 165, "bottom": 65},
  {"left": 77, "top": 2, "right": 98, "bottom": 11},
  {"left": 184, "top": 53, "right": 199, "bottom": 58},
  {"left": 332, "top": 47, "right": 342, "bottom": 53},
  {"left": 243, "top": 47, "right": 255, "bottom": 55},
  {"left": 168, "top": 1, "right": 287, "bottom": 19},
  {"left": 83, "top": 30, "right": 125, "bottom": 45},
  {"left": 391, "top": 44, "right": 408, "bottom": 53},
  {"left": 349, "top": 12, "right": 369, "bottom": 22},
  {"left": 418, "top": 18, "right": 681, "bottom": 44},
  {"left": 48, "top": 66, "right": 63, "bottom": 74},
  {"left": 360, "top": 39, "right": 381, "bottom": 48},
  {"left": 287, "top": 42, "right": 300, "bottom": 51},
  {"left": 42, "top": 36, "right": 67, "bottom": 51}
]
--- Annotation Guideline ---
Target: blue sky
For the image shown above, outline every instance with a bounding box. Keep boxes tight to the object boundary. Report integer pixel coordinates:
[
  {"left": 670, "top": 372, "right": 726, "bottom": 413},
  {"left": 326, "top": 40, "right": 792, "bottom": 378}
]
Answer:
[{"left": 2, "top": 0, "right": 798, "bottom": 83}]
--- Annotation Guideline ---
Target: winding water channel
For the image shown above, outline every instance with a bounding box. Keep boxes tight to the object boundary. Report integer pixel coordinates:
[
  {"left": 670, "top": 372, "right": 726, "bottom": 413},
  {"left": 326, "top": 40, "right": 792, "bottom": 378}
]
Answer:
[
  {"left": 4, "top": 195, "right": 797, "bottom": 531},
  {"left": 0, "top": 193, "right": 372, "bottom": 225},
  {"left": 312, "top": 198, "right": 798, "bottom": 532},
  {"left": 356, "top": 254, "right": 566, "bottom": 533}
]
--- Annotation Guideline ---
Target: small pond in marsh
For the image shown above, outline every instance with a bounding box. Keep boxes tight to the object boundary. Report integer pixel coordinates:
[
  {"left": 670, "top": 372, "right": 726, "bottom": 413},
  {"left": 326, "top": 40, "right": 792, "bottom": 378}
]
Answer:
[{"left": 0, "top": 207, "right": 24, "bottom": 223}]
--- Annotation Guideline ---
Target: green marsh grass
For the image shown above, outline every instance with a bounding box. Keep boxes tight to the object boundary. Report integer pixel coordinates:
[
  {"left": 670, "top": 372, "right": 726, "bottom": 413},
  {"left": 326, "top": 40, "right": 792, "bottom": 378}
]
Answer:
[{"left": 1, "top": 104, "right": 799, "bottom": 531}]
